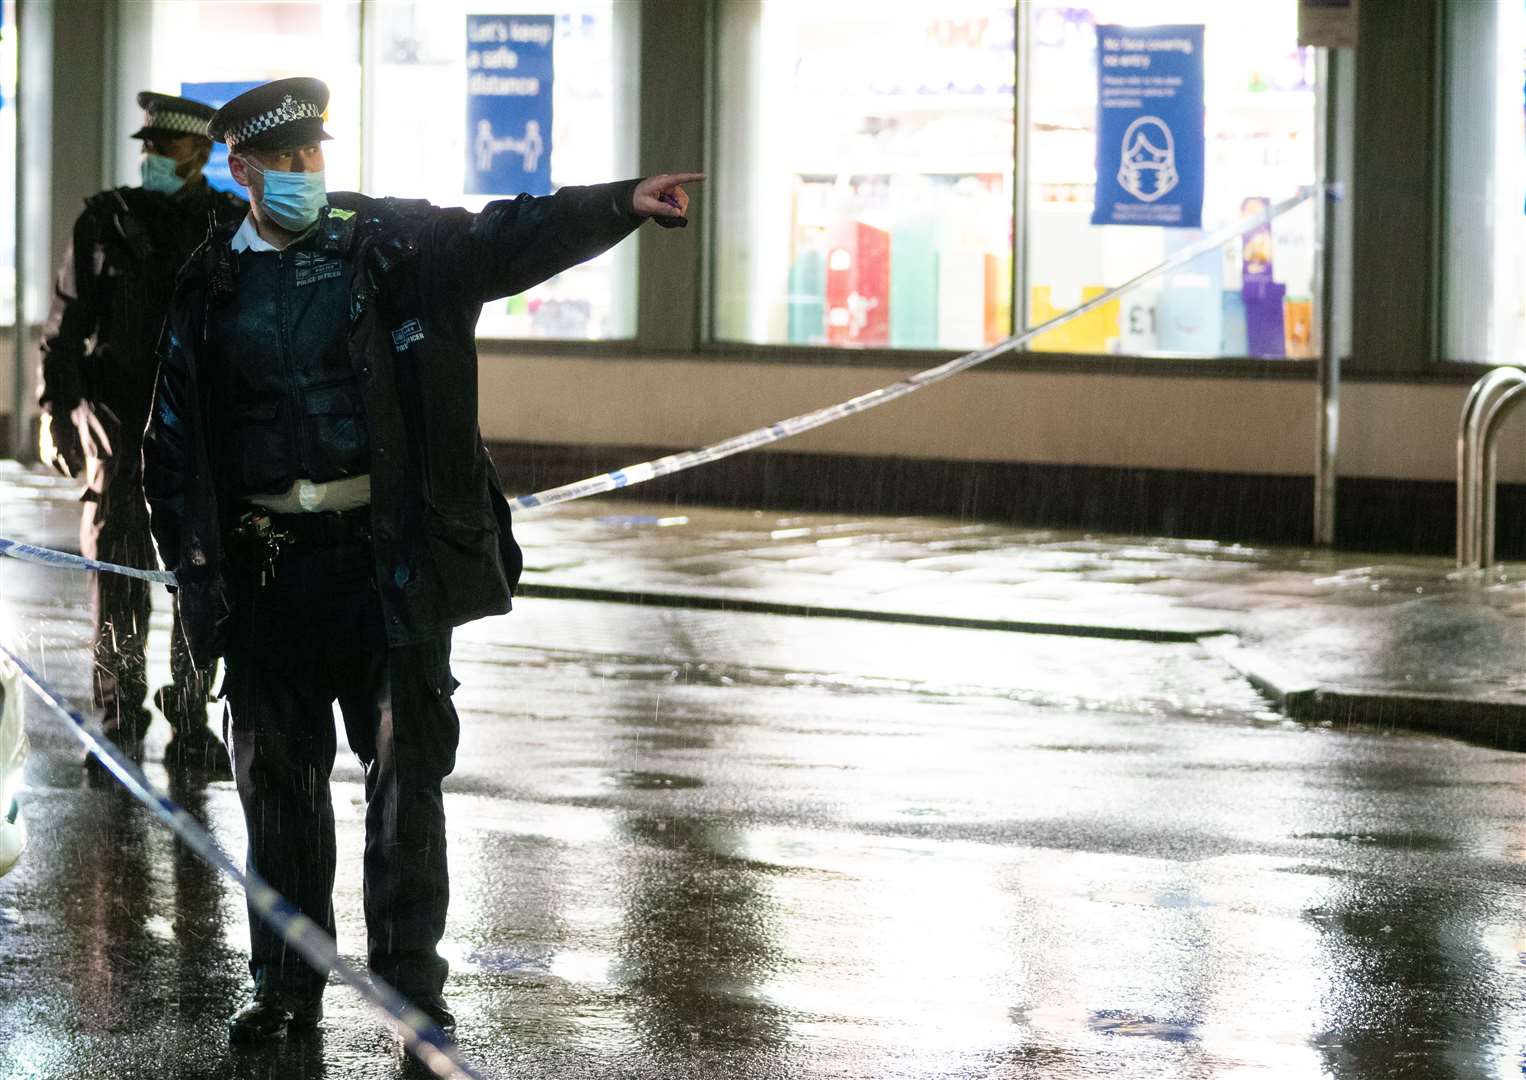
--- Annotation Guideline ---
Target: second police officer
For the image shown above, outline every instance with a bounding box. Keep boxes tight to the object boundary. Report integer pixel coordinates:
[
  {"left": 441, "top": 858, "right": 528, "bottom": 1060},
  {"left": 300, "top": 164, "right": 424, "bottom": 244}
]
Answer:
[{"left": 37, "top": 92, "right": 246, "bottom": 776}]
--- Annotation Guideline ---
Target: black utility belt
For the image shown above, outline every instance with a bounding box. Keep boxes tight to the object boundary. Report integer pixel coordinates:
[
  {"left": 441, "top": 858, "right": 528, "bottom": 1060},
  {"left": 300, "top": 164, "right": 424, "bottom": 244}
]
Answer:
[
  {"left": 256, "top": 503, "right": 372, "bottom": 543},
  {"left": 231, "top": 505, "right": 372, "bottom": 547},
  {"left": 225, "top": 505, "right": 372, "bottom": 581}
]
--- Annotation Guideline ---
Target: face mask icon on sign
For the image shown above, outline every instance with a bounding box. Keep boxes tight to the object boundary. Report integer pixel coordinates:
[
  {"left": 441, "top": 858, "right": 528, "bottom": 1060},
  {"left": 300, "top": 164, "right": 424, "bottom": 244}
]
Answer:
[{"left": 1117, "top": 116, "right": 1179, "bottom": 203}]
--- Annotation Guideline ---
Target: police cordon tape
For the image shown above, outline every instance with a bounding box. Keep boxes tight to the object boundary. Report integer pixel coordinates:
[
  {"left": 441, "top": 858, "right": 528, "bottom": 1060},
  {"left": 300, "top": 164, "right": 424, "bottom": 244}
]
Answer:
[
  {"left": 0, "top": 537, "right": 176, "bottom": 585},
  {"left": 0, "top": 642, "right": 487, "bottom": 1080},
  {"left": 507, "top": 184, "right": 1324, "bottom": 513},
  {"left": 0, "top": 185, "right": 1322, "bottom": 586}
]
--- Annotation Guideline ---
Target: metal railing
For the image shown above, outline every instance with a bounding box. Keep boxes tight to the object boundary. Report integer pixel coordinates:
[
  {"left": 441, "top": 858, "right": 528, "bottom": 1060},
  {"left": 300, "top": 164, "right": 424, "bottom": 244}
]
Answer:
[{"left": 1457, "top": 365, "right": 1526, "bottom": 568}]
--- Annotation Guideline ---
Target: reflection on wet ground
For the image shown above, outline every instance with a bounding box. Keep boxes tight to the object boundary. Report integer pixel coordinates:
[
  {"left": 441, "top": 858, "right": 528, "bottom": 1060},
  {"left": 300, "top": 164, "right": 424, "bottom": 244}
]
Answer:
[
  {"left": 2, "top": 477, "right": 1525, "bottom": 1078},
  {"left": 515, "top": 500, "right": 1525, "bottom": 705}
]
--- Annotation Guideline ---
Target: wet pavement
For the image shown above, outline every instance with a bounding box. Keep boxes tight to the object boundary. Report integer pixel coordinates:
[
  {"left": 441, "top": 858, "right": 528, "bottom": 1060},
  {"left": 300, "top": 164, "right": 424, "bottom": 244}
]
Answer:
[
  {"left": 1, "top": 463, "right": 1524, "bottom": 1079},
  {"left": 515, "top": 498, "right": 1526, "bottom": 748}
]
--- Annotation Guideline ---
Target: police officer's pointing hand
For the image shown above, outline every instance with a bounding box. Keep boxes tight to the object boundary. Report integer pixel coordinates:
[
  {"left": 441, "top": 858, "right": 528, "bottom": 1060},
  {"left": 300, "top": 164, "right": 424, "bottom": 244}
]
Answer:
[{"left": 632, "top": 172, "right": 705, "bottom": 223}]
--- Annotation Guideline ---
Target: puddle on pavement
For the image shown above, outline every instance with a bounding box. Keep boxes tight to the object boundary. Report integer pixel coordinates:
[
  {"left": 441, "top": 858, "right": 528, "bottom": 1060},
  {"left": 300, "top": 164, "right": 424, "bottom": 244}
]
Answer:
[
  {"left": 1087, "top": 1010, "right": 1200, "bottom": 1042},
  {"left": 614, "top": 731, "right": 715, "bottom": 751},
  {"left": 604, "top": 770, "right": 705, "bottom": 791},
  {"left": 1293, "top": 831, "right": 1459, "bottom": 852}
]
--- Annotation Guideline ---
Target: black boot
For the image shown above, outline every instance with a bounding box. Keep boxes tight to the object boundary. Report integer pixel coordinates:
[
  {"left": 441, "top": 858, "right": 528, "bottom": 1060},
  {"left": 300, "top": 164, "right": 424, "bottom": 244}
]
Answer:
[
  {"left": 82, "top": 705, "right": 152, "bottom": 786},
  {"left": 228, "top": 994, "right": 324, "bottom": 1043},
  {"left": 163, "top": 723, "right": 233, "bottom": 779},
  {"left": 414, "top": 994, "right": 456, "bottom": 1036}
]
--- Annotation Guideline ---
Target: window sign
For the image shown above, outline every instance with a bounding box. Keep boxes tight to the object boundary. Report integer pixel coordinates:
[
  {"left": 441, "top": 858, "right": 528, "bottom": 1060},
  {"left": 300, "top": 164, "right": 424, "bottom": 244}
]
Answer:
[
  {"left": 1091, "top": 25, "right": 1204, "bottom": 229},
  {"left": 370, "top": 2, "right": 637, "bottom": 340},
  {"left": 465, "top": 14, "right": 554, "bottom": 196},
  {"left": 181, "top": 80, "right": 264, "bottom": 195}
]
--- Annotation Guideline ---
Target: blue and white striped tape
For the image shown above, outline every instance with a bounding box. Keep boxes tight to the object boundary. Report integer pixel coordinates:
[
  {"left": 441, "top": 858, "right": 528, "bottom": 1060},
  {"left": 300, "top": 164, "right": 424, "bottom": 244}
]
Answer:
[
  {"left": 0, "top": 185, "right": 1320, "bottom": 583},
  {"left": 0, "top": 537, "right": 176, "bottom": 585},
  {"left": 505, "top": 185, "right": 1320, "bottom": 514},
  {"left": 0, "top": 641, "right": 486, "bottom": 1080}
]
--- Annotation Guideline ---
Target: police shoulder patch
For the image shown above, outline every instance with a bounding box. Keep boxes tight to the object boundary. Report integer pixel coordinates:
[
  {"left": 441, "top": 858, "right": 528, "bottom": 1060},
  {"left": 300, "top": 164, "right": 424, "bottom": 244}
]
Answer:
[{"left": 391, "top": 319, "right": 425, "bottom": 351}]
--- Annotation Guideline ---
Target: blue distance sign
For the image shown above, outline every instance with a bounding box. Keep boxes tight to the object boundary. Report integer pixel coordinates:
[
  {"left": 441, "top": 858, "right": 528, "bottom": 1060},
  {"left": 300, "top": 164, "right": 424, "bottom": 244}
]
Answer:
[
  {"left": 466, "top": 14, "right": 554, "bottom": 196},
  {"left": 181, "top": 81, "right": 264, "bottom": 196},
  {"left": 1090, "top": 25, "right": 1205, "bottom": 229}
]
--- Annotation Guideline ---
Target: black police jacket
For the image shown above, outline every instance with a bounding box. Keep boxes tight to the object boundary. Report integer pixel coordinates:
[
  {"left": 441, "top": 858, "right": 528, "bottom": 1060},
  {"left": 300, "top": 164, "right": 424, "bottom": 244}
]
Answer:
[
  {"left": 38, "top": 179, "right": 247, "bottom": 442},
  {"left": 143, "top": 180, "right": 647, "bottom": 666}
]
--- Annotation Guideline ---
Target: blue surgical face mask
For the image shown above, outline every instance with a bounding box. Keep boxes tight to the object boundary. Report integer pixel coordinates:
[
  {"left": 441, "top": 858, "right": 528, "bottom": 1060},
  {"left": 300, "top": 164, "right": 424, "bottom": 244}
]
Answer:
[
  {"left": 140, "top": 152, "right": 187, "bottom": 195},
  {"left": 244, "top": 158, "right": 327, "bottom": 232}
]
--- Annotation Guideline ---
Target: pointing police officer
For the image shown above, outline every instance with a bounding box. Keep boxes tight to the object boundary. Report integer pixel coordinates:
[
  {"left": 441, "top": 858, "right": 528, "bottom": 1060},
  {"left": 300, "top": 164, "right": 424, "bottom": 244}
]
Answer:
[
  {"left": 141, "top": 77, "right": 702, "bottom": 1044},
  {"left": 38, "top": 92, "right": 246, "bottom": 776}
]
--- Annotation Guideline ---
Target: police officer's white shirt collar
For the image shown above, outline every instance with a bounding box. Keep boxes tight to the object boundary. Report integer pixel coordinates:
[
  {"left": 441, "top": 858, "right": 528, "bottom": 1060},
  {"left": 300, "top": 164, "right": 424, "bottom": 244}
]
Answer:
[
  {"left": 230, "top": 214, "right": 281, "bottom": 253},
  {"left": 230, "top": 213, "right": 320, "bottom": 253}
]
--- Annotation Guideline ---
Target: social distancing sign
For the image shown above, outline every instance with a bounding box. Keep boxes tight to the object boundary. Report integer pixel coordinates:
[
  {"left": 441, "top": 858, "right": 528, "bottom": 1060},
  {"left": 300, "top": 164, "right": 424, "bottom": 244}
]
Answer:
[{"left": 466, "top": 14, "right": 555, "bottom": 196}]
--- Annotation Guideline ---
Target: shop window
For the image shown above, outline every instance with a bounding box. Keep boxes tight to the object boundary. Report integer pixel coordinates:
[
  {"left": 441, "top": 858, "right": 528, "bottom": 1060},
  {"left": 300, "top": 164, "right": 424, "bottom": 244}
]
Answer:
[
  {"left": 712, "top": 2, "right": 1017, "bottom": 350},
  {"left": 1024, "top": 2, "right": 1318, "bottom": 359},
  {"left": 1442, "top": 0, "right": 1526, "bottom": 366},
  {"left": 367, "top": 1, "right": 638, "bottom": 340},
  {"left": 122, "top": 0, "right": 636, "bottom": 342}
]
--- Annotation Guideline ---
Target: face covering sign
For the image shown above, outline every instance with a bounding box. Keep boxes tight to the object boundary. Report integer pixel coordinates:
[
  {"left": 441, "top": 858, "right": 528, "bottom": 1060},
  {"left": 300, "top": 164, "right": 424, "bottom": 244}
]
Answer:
[
  {"left": 1090, "top": 25, "right": 1204, "bottom": 229},
  {"left": 466, "top": 14, "right": 554, "bottom": 196}
]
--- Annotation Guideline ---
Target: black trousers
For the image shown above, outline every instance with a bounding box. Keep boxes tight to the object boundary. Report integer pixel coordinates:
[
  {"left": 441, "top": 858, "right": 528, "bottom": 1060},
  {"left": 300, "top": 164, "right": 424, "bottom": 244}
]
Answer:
[
  {"left": 221, "top": 522, "right": 459, "bottom": 1002},
  {"left": 82, "top": 443, "right": 206, "bottom": 737}
]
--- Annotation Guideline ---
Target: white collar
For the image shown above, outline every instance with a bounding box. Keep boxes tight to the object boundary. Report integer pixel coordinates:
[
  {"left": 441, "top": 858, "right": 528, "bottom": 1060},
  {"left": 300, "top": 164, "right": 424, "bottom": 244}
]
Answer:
[{"left": 230, "top": 213, "right": 282, "bottom": 254}]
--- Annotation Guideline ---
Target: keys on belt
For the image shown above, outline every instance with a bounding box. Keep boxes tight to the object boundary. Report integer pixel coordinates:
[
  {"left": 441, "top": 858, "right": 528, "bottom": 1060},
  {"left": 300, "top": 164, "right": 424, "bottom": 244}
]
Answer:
[
  {"left": 227, "top": 511, "right": 295, "bottom": 587},
  {"left": 227, "top": 507, "right": 371, "bottom": 586}
]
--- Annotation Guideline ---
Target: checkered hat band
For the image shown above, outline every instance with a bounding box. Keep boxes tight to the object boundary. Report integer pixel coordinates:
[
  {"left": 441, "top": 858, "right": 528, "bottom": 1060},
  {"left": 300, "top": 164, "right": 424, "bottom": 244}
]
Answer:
[
  {"left": 146, "top": 109, "right": 210, "bottom": 137},
  {"left": 227, "top": 95, "right": 322, "bottom": 147}
]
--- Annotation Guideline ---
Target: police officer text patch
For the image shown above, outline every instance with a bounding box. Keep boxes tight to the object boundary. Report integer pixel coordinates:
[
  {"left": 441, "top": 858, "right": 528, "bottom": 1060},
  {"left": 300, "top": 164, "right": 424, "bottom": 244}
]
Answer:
[
  {"left": 294, "top": 251, "right": 343, "bottom": 287},
  {"left": 391, "top": 319, "right": 426, "bottom": 351}
]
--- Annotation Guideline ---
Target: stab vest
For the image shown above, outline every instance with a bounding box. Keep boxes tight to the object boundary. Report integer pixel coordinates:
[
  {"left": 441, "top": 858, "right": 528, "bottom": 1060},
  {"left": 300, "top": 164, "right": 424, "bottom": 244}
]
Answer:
[{"left": 205, "top": 235, "right": 370, "bottom": 499}]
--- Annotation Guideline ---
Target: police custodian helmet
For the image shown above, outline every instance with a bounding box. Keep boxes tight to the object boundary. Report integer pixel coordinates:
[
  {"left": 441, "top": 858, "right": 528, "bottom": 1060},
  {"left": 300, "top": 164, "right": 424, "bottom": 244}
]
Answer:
[{"left": 208, "top": 77, "right": 333, "bottom": 152}]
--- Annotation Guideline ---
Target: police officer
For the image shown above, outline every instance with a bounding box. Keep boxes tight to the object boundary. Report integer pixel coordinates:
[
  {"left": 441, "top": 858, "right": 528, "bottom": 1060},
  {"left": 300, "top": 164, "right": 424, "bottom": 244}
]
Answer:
[
  {"left": 140, "top": 77, "right": 701, "bottom": 1044},
  {"left": 38, "top": 92, "right": 246, "bottom": 775}
]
